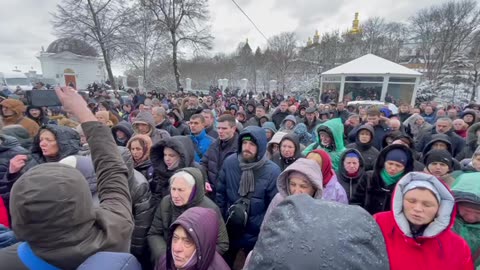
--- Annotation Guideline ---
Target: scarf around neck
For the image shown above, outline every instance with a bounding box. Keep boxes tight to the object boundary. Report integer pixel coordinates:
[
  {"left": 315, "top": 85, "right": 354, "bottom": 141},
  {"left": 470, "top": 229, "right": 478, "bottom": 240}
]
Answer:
[
  {"left": 381, "top": 168, "right": 404, "bottom": 186},
  {"left": 238, "top": 154, "right": 268, "bottom": 196}
]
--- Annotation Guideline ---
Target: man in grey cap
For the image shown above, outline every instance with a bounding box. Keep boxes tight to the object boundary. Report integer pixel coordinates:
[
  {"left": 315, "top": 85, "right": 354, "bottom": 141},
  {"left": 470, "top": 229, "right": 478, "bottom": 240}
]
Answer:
[{"left": 304, "top": 107, "right": 321, "bottom": 135}]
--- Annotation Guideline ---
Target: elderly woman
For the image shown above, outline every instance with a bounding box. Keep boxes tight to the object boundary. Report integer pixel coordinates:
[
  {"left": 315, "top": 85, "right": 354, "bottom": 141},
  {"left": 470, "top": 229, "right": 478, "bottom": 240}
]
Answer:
[
  {"left": 147, "top": 168, "right": 229, "bottom": 266},
  {"left": 155, "top": 207, "right": 229, "bottom": 270},
  {"left": 374, "top": 172, "right": 473, "bottom": 270}
]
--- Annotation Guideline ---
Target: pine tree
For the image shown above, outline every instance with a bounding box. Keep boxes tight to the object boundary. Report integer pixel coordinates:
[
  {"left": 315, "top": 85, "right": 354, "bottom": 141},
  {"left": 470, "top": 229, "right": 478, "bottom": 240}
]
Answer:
[{"left": 436, "top": 53, "right": 475, "bottom": 104}]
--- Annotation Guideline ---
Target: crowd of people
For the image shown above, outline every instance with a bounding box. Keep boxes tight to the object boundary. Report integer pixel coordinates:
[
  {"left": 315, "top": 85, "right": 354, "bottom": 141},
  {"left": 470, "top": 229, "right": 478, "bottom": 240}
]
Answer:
[{"left": 0, "top": 85, "right": 478, "bottom": 269}]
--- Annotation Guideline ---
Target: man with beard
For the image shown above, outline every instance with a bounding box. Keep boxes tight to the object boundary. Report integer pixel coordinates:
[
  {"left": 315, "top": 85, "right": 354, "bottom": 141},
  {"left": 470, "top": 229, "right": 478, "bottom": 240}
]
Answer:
[{"left": 216, "top": 126, "right": 280, "bottom": 267}]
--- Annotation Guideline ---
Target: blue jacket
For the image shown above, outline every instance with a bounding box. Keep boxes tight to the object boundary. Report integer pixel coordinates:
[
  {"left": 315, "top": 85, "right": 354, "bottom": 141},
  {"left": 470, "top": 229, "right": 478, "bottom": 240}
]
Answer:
[
  {"left": 190, "top": 129, "right": 214, "bottom": 163},
  {"left": 216, "top": 126, "right": 280, "bottom": 250},
  {"left": 77, "top": 252, "right": 141, "bottom": 270}
]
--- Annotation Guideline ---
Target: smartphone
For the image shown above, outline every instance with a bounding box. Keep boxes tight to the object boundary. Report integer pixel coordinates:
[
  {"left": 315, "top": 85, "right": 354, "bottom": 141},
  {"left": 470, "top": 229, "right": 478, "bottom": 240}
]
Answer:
[{"left": 26, "top": 90, "right": 62, "bottom": 107}]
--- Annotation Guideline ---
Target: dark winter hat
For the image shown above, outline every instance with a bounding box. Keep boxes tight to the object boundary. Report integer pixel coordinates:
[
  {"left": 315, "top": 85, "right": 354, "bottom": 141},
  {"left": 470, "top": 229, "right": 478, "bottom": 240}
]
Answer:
[
  {"left": 346, "top": 152, "right": 360, "bottom": 159},
  {"left": 306, "top": 107, "right": 316, "bottom": 114},
  {"left": 424, "top": 149, "right": 453, "bottom": 170},
  {"left": 385, "top": 149, "right": 408, "bottom": 166}
]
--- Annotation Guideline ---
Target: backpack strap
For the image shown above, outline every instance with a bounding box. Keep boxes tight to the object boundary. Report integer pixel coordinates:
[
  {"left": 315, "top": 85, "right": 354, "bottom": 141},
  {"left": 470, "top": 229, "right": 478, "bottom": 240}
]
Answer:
[{"left": 17, "top": 242, "right": 60, "bottom": 270}]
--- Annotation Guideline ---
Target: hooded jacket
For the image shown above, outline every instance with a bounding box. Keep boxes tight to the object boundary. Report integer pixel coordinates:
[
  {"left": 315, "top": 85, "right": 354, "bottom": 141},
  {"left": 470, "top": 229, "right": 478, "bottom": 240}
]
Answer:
[
  {"left": 245, "top": 194, "right": 390, "bottom": 270},
  {"left": 337, "top": 148, "right": 369, "bottom": 202},
  {"left": 25, "top": 105, "right": 50, "bottom": 127},
  {"left": 416, "top": 127, "right": 466, "bottom": 158},
  {"left": 133, "top": 111, "right": 170, "bottom": 145},
  {"left": 0, "top": 135, "right": 28, "bottom": 181},
  {"left": 261, "top": 158, "right": 323, "bottom": 230},
  {"left": 156, "top": 207, "right": 229, "bottom": 270},
  {"left": 346, "top": 124, "right": 379, "bottom": 171},
  {"left": 456, "top": 122, "right": 480, "bottom": 162},
  {"left": 119, "top": 147, "right": 155, "bottom": 260},
  {"left": 2, "top": 125, "right": 32, "bottom": 150},
  {"left": 266, "top": 131, "right": 287, "bottom": 159},
  {"left": 293, "top": 123, "right": 314, "bottom": 146},
  {"left": 147, "top": 168, "right": 229, "bottom": 265},
  {"left": 462, "top": 109, "right": 478, "bottom": 127},
  {"left": 168, "top": 109, "right": 190, "bottom": 136},
  {"left": 271, "top": 134, "right": 302, "bottom": 171},
  {"left": 201, "top": 133, "right": 238, "bottom": 194},
  {"left": 374, "top": 172, "right": 473, "bottom": 270},
  {"left": 352, "top": 144, "right": 415, "bottom": 215},
  {"left": 303, "top": 118, "right": 346, "bottom": 171},
  {"left": 348, "top": 120, "right": 391, "bottom": 151},
  {"left": 0, "top": 99, "right": 39, "bottom": 138},
  {"left": 421, "top": 133, "right": 462, "bottom": 171},
  {"left": 2, "top": 125, "right": 80, "bottom": 217},
  {"left": 278, "top": 115, "right": 297, "bottom": 133},
  {"left": 216, "top": 126, "right": 280, "bottom": 250},
  {"left": 150, "top": 136, "right": 201, "bottom": 203},
  {"left": 112, "top": 121, "right": 134, "bottom": 147},
  {"left": 0, "top": 122, "right": 134, "bottom": 270},
  {"left": 452, "top": 172, "right": 480, "bottom": 267}
]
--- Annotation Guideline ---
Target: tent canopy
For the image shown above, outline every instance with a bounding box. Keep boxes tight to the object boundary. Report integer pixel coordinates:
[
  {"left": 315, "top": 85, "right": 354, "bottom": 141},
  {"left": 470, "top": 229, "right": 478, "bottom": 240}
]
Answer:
[{"left": 322, "top": 54, "right": 422, "bottom": 76}]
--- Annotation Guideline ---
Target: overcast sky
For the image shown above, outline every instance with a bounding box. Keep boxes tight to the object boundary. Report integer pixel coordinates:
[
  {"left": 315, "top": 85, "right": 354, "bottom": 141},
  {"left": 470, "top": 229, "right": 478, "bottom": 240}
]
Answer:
[{"left": 0, "top": 0, "right": 451, "bottom": 76}]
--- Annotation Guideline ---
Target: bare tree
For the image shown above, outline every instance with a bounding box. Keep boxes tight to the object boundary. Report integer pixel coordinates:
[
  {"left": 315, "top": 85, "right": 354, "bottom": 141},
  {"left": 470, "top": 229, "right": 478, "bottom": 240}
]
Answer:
[
  {"left": 410, "top": 0, "right": 480, "bottom": 81},
  {"left": 52, "top": 0, "right": 132, "bottom": 89},
  {"left": 117, "top": 5, "right": 169, "bottom": 88},
  {"left": 143, "top": 0, "right": 213, "bottom": 91},
  {"left": 267, "top": 32, "right": 298, "bottom": 93}
]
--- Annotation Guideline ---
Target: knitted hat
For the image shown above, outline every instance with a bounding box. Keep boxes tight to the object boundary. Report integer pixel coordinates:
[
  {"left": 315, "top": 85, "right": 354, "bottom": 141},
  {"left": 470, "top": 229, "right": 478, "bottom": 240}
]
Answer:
[
  {"left": 403, "top": 180, "right": 441, "bottom": 204},
  {"left": 305, "top": 107, "right": 316, "bottom": 114},
  {"left": 385, "top": 149, "right": 408, "bottom": 166},
  {"left": 424, "top": 149, "right": 453, "bottom": 170},
  {"left": 346, "top": 152, "right": 360, "bottom": 159}
]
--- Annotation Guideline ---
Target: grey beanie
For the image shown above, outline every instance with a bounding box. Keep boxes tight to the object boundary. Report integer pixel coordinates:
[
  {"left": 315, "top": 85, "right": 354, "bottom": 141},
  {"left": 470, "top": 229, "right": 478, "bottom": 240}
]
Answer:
[{"left": 403, "top": 180, "right": 441, "bottom": 203}]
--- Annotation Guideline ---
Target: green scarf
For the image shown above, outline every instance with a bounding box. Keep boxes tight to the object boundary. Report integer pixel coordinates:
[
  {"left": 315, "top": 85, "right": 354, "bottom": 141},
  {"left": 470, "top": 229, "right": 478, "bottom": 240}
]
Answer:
[{"left": 381, "top": 168, "right": 404, "bottom": 186}]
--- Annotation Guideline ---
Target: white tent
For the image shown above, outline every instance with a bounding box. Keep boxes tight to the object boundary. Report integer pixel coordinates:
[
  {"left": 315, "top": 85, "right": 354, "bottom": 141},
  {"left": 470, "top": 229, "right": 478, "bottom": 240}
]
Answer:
[{"left": 320, "top": 54, "right": 422, "bottom": 106}]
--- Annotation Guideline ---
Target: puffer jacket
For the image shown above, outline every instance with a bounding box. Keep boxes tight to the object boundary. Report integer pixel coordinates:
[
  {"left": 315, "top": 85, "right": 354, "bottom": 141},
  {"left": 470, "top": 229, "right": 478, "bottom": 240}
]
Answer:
[
  {"left": 216, "top": 126, "right": 280, "bottom": 250},
  {"left": 456, "top": 122, "right": 480, "bottom": 162},
  {"left": 112, "top": 121, "right": 134, "bottom": 147},
  {"left": 147, "top": 167, "right": 229, "bottom": 265},
  {"left": 0, "top": 122, "right": 133, "bottom": 269},
  {"left": 201, "top": 133, "right": 238, "bottom": 194},
  {"left": 2, "top": 125, "right": 32, "bottom": 150},
  {"left": 78, "top": 252, "right": 141, "bottom": 270},
  {"left": 156, "top": 207, "right": 230, "bottom": 270},
  {"left": 261, "top": 158, "right": 323, "bottom": 230},
  {"left": 346, "top": 124, "right": 379, "bottom": 171},
  {"left": 303, "top": 118, "right": 346, "bottom": 171},
  {"left": 0, "top": 135, "right": 29, "bottom": 181},
  {"left": 416, "top": 128, "right": 466, "bottom": 158},
  {"left": 271, "top": 134, "right": 303, "bottom": 171},
  {"left": 133, "top": 111, "right": 170, "bottom": 145},
  {"left": 0, "top": 99, "right": 39, "bottom": 138},
  {"left": 374, "top": 172, "right": 473, "bottom": 270},
  {"left": 452, "top": 172, "right": 480, "bottom": 268},
  {"left": 336, "top": 148, "right": 369, "bottom": 202},
  {"left": 351, "top": 144, "right": 415, "bottom": 215},
  {"left": 150, "top": 136, "right": 201, "bottom": 204},
  {"left": 119, "top": 147, "right": 155, "bottom": 261},
  {"left": 1, "top": 125, "right": 80, "bottom": 218},
  {"left": 245, "top": 195, "right": 390, "bottom": 270},
  {"left": 168, "top": 109, "right": 190, "bottom": 136}
]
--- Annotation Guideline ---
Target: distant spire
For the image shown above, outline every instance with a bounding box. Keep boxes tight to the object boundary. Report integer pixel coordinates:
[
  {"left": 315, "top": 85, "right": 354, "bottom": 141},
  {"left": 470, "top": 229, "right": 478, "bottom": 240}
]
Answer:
[
  {"left": 349, "top": 12, "right": 361, "bottom": 34},
  {"left": 313, "top": 30, "right": 320, "bottom": 44}
]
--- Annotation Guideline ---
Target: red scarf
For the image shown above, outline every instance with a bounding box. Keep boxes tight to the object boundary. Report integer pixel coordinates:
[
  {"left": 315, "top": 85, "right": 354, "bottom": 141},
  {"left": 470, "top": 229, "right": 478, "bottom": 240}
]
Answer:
[{"left": 311, "top": 149, "right": 334, "bottom": 187}]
